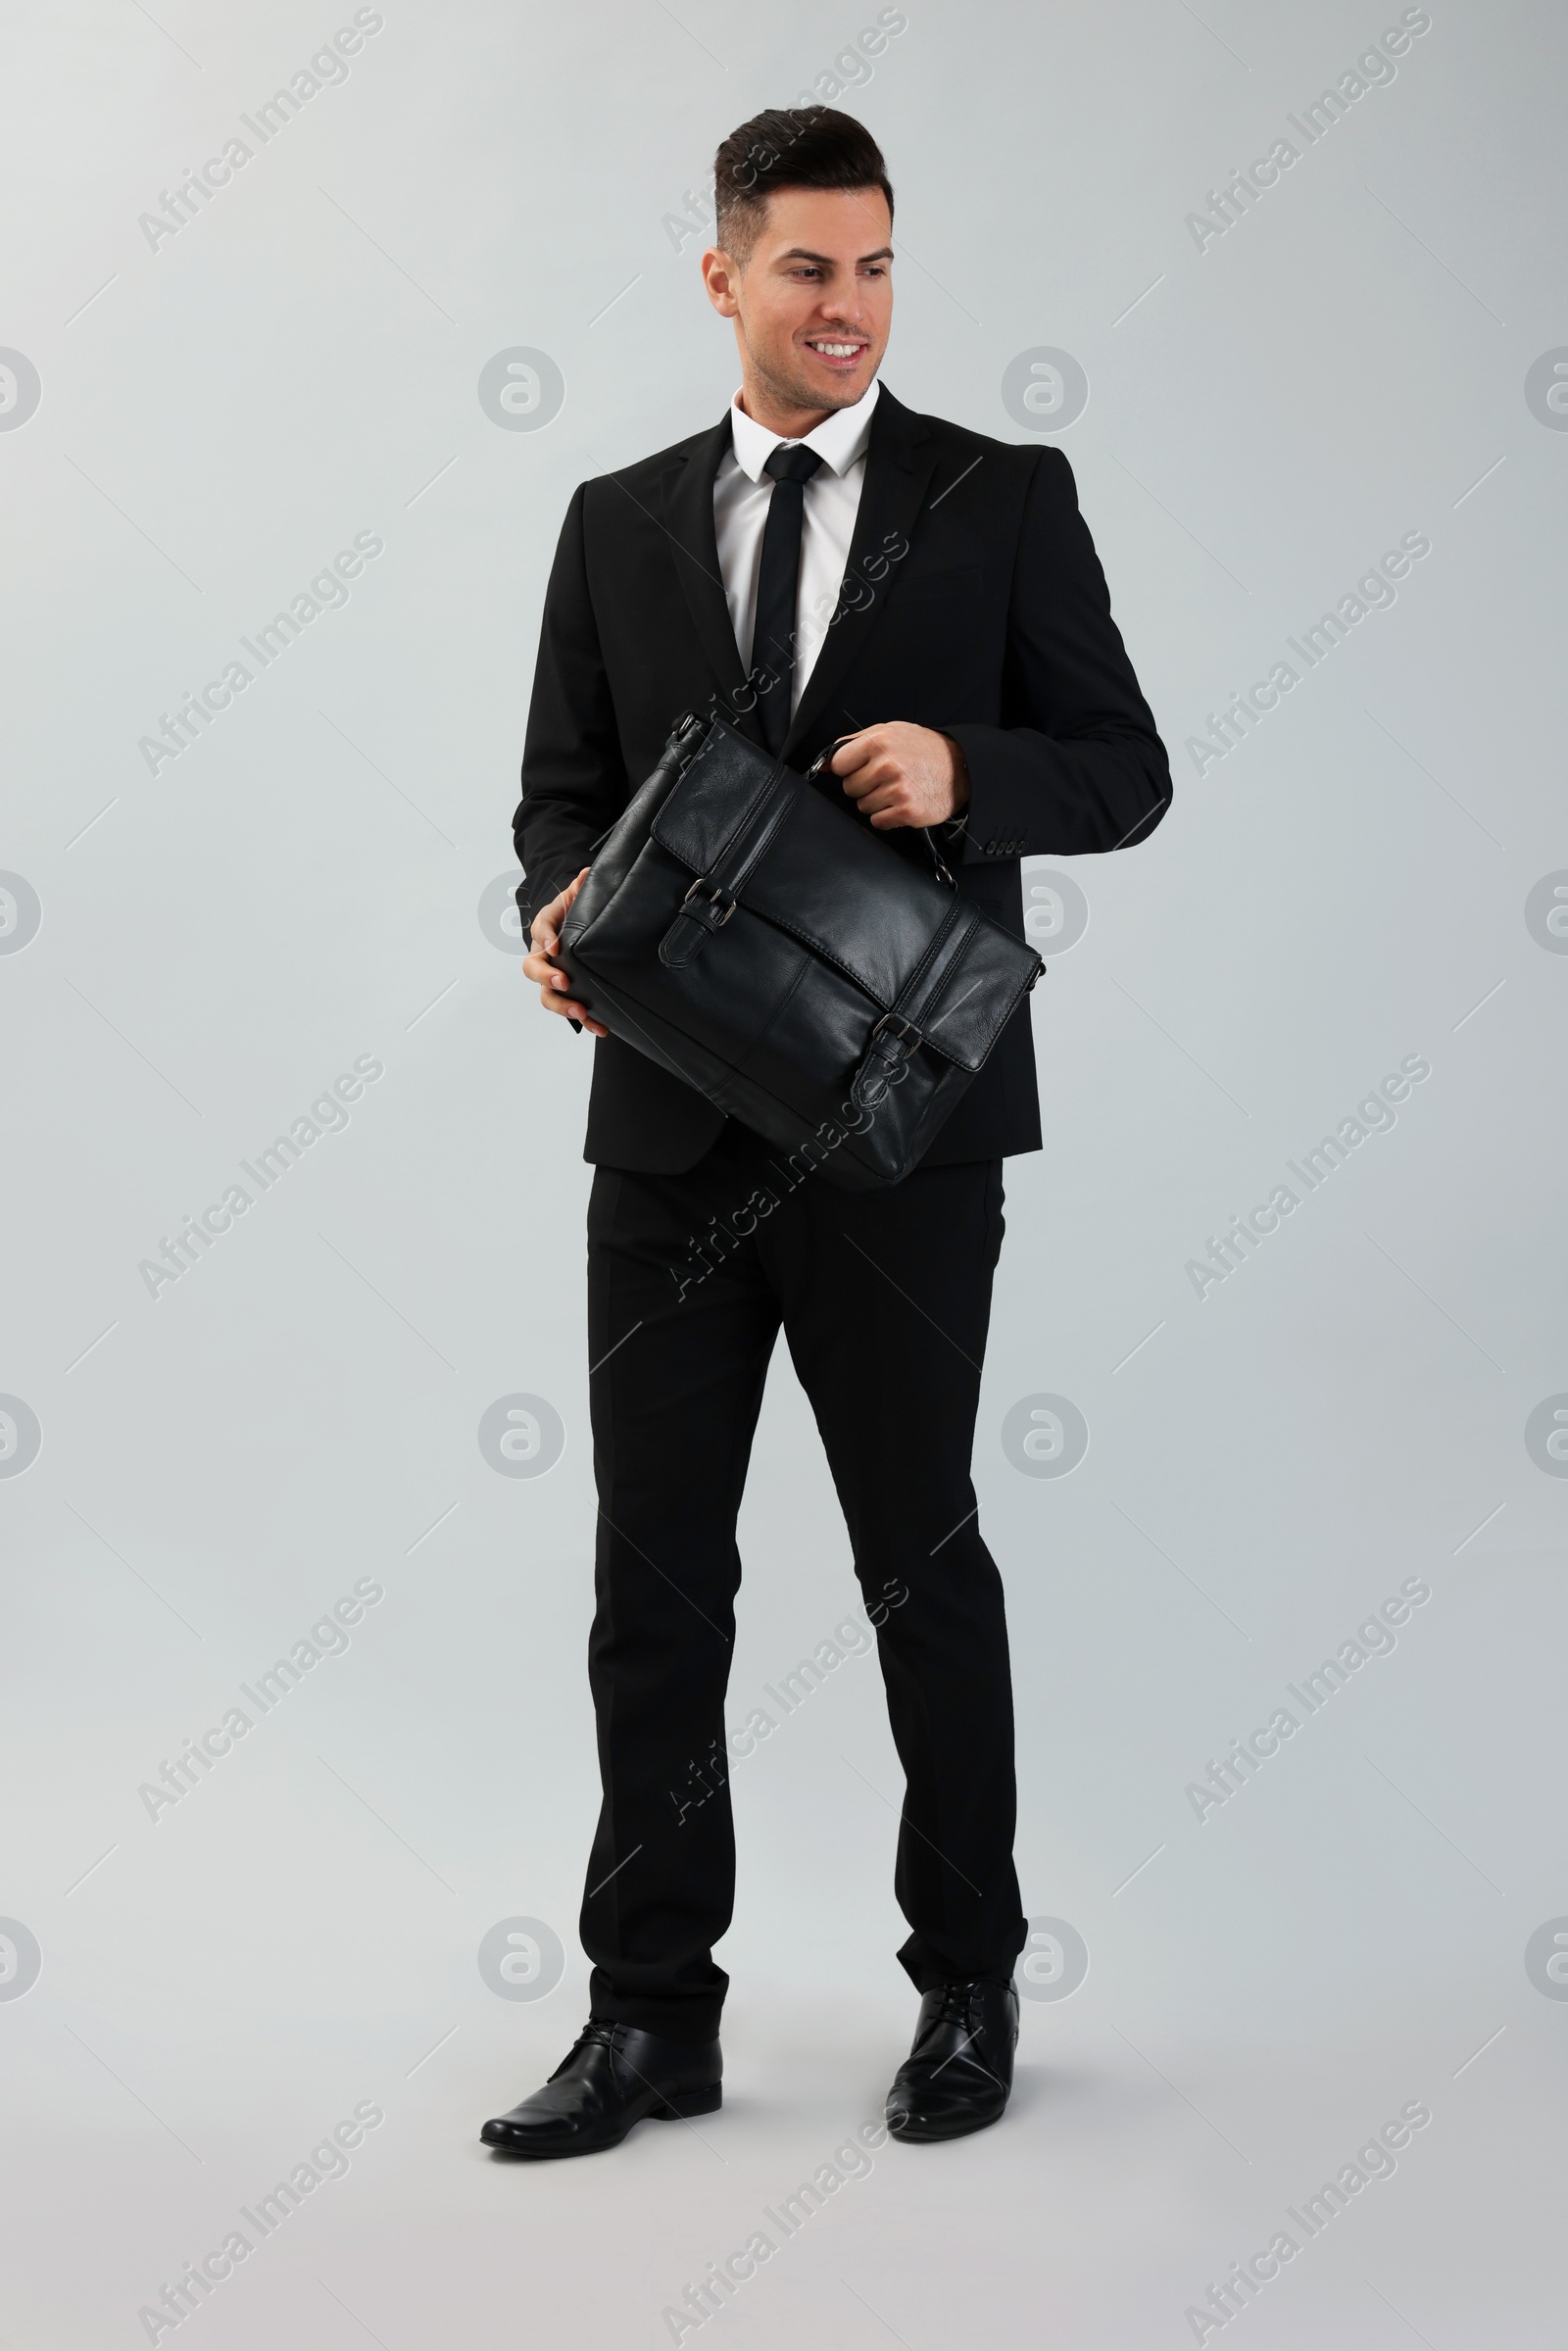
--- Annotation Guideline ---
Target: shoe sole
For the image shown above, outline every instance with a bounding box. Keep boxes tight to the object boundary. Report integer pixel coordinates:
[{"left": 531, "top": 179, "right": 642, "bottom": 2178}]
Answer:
[
  {"left": 886, "top": 2102, "right": 1007, "bottom": 2143},
  {"left": 650, "top": 2083, "right": 722, "bottom": 2119},
  {"left": 481, "top": 2083, "right": 721, "bottom": 2157}
]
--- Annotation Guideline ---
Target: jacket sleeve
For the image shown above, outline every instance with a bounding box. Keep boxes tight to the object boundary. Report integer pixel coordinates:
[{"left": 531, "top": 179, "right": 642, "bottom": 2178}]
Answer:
[
  {"left": 945, "top": 448, "right": 1172, "bottom": 863},
  {"left": 512, "top": 480, "right": 624, "bottom": 925}
]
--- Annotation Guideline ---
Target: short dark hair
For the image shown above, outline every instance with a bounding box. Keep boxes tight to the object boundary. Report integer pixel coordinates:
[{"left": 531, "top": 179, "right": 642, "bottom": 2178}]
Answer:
[{"left": 713, "top": 108, "right": 894, "bottom": 265}]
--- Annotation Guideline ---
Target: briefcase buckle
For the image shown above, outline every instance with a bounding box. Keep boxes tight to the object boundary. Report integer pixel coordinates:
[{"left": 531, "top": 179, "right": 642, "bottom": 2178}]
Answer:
[
  {"left": 871, "top": 1012, "right": 923, "bottom": 1050},
  {"left": 682, "top": 875, "right": 736, "bottom": 930},
  {"left": 850, "top": 1012, "right": 925, "bottom": 1112}
]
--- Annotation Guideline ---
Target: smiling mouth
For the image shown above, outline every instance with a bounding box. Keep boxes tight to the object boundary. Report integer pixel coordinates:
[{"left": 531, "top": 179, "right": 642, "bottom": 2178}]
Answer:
[{"left": 804, "top": 338, "right": 868, "bottom": 363}]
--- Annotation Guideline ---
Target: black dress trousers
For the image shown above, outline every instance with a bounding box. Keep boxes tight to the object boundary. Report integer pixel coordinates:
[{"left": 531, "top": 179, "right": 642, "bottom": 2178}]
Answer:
[{"left": 580, "top": 1118, "right": 1027, "bottom": 2041}]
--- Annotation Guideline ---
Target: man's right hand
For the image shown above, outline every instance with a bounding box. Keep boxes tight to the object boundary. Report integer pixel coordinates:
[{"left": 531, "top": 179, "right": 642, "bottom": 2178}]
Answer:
[{"left": 523, "top": 867, "right": 607, "bottom": 1037}]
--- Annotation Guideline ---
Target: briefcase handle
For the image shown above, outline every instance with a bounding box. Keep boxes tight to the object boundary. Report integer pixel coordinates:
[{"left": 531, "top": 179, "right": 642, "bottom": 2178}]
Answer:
[{"left": 806, "top": 737, "right": 958, "bottom": 890}]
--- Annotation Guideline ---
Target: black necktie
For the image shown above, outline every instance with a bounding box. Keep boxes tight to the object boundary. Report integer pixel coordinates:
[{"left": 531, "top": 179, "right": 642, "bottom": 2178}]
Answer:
[{"left": 752, "top": 444, "right": 824, "bottom": 754}]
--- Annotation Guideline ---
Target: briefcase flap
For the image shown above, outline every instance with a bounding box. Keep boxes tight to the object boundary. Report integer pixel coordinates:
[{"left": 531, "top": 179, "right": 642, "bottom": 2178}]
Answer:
[{"left": 650, "top": 728, "right": 1035, "bottom": 1076}]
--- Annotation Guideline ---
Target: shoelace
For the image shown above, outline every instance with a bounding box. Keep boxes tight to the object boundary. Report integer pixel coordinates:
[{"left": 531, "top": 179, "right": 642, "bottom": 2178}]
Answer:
[
  {"left": 547, "top": 2018, "right": 622, "bottom": 2081},
  {"left": 929, "top": 1983, "right": 980, "bottom": 2033},
  {"left": 574, "top": 2019, "right": 622, "bottom": 2055},
  {"left": 916, "top": 1982, "right": 1008, "bottom": 2090}
]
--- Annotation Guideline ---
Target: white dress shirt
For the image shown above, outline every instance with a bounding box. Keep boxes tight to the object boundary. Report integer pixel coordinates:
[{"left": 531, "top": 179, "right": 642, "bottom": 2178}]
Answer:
[{"left": 711, "top": 378, "right": 880, "bottom": 716}]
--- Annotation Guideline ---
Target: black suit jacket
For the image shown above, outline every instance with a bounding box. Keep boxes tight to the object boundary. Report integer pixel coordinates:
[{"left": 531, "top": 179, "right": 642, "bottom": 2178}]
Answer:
[{"left": 514, "top": 384, "right": 1172, "bottom": 1172}]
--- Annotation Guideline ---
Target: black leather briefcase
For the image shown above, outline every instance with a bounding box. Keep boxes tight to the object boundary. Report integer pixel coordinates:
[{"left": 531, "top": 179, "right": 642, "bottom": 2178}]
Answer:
[{"left": 555, "top": 711, "right": 1044, "bottom": 1191}]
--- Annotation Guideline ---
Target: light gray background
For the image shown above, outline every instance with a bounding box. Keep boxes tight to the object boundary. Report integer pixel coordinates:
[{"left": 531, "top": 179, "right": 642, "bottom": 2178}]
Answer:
[{"left": 3, "top": 0, "right": 1566, "bottom": 2343}]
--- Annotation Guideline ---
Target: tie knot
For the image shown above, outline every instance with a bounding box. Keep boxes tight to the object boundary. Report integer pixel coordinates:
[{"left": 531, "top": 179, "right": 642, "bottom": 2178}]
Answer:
[{"left": 763, "top": 443, "right": 823, "bottom": 487}]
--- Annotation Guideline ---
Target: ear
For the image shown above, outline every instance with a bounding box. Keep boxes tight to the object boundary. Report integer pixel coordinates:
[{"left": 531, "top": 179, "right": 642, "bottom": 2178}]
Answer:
[{"left": 701, "top": 245, "right": 742, "bottom": 318}]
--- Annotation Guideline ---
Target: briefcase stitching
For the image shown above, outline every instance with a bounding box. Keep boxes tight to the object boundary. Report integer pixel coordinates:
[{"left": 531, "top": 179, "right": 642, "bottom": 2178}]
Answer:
[
  {"left": 720, "top": 901, "right": 931, "bottom": 1033},
  {"left": 657, "top": 726, "right": 789, "bottom": 879},
  {"left": 924, "top": 930, "right": 1042, "bottom": 1059}
]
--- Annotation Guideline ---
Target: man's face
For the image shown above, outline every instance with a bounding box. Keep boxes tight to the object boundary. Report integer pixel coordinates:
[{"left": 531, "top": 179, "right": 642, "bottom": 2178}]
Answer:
[{"left": 703, "top": 185, "right": 893, "bottom": 418}]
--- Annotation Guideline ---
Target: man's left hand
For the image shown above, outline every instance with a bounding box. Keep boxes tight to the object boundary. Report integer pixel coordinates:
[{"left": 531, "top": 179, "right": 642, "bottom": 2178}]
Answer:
[{"left": 828, "top": 723, "right": 971, "bottom": 830}]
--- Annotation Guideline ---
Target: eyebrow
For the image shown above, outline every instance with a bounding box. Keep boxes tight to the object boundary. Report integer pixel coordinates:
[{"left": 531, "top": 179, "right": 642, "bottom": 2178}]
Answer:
[{"left": 774, "top": 245, "right": 895, "bottom": 266}]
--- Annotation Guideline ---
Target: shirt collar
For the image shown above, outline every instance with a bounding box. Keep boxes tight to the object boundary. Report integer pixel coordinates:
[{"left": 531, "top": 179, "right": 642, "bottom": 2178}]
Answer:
[{"left": 727, "top": 377, "right": 881, "bottom": 484}]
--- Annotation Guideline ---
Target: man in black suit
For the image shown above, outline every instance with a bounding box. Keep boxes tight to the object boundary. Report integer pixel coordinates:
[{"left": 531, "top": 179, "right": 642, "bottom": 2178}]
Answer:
[{"left": 483, "top": 109, "right": 1170, "bottom": 2160}]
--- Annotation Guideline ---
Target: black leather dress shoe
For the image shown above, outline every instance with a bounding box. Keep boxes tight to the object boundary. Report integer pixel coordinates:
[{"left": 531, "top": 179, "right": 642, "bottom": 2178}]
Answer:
[
  {"left": 480, "top": 2018, "right": 722, "bottom": 2159},
  {"left": 885, "top": 1977, "right": 1019, "bottom": 2142}
]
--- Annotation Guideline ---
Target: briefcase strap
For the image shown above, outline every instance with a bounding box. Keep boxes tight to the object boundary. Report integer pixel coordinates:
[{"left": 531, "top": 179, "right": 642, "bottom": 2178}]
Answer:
[
  {"left": 848, "top": 895, "right": 985, "bottom": 1110},
  {"left": 658, "top": 740, "right": 795, "bottom": 969}
]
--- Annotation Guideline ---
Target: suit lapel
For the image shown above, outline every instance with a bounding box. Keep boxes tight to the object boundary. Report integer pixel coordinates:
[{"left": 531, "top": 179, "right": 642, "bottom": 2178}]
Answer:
[
  {"left": 662, "top": 415, "right": 765, "bottom": 745},
  {"left": 659, "top": 386, "right": 942, "bottom": 761},
  {"left": 783, "top": 385, "right": 940, "bottom": 761}
]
